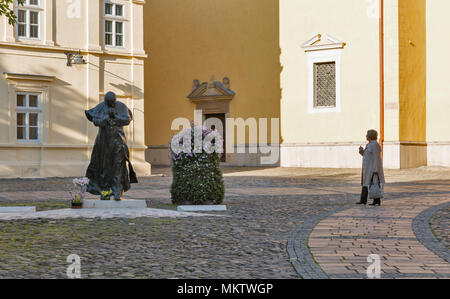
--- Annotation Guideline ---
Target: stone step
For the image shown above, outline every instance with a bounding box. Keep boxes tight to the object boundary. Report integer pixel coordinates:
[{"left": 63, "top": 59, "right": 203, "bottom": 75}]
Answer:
[
  {"left": 83, "top": 200, "right": 147, "bottom": 209},
  {"left": 177, "top": 205, "right": 227, "bottom": 212}
]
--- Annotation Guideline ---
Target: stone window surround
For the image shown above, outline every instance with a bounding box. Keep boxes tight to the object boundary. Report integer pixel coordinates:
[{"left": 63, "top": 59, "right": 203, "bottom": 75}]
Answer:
[
  {"left": 306, "top": 49, "right": 342, "bottom": 114},
  {"left": 4, "top": 73, "right": 54, "bottom": 145},
  {"left": 302, "top": 34, "right": 346, "bottom": 114}
]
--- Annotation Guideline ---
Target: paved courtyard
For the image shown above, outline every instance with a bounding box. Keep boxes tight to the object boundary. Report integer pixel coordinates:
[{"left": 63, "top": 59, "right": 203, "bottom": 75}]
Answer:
[{"left": 0, "top": 166, "right": 449, "bottom": 279}]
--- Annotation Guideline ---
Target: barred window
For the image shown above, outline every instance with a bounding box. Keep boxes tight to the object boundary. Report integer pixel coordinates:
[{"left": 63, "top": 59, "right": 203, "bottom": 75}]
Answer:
[{"left": 313, "top": 62, "right": 336, "bottom": 108}]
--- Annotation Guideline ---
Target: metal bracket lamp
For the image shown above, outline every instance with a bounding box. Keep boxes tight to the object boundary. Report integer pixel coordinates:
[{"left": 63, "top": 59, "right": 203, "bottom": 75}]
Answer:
[{"left": 65, "top": 51, "right": 86, "bottom": 67}]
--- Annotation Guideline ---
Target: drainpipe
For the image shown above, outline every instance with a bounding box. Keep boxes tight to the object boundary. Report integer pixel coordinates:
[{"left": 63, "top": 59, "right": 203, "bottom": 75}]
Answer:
[{"left": 379, "top": 0, "right": 385, "bottom": 153}]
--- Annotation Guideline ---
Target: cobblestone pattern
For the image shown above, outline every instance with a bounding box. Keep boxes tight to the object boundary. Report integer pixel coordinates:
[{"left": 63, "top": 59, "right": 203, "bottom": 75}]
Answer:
[
  {"left": 430, "top": 206, "right": 450, "bottom": 251},
  {"left": 1, "top": 176, "right": 449, "bottom": 279},
  {"left": 308, "top": 196, "right": 450, "bottom": 279},
  {"left": 413, "top": 202, "right": 450, "bottom": 263},
  {"left": 0, "top": 176, "right": 355, "bottom": 279}
]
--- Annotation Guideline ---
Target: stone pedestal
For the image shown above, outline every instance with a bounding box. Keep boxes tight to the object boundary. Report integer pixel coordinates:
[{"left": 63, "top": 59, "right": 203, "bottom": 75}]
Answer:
[
  {"left": 0, "top": 207, "right": 36, "bottom": 214},
  {"left": 177, "top": 205, "right": 227, "bottom": 212},
  {"left": 83, "top": 200, "right": 147, "bottom": 209}
]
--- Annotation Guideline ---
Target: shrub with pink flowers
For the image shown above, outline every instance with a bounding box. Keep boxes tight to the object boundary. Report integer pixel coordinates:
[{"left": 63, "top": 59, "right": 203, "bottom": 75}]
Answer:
[{"left": 170, "top": 125, "right": 224, "bottom": 205}]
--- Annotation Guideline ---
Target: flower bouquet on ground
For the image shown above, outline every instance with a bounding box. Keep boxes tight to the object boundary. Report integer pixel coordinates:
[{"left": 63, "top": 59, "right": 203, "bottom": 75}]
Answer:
[
  {"left": 69, "top": 177, "right": 89, "bottom": 209},
  {"left": 101, "top": 190, "right": 113, "bottom": 201}
]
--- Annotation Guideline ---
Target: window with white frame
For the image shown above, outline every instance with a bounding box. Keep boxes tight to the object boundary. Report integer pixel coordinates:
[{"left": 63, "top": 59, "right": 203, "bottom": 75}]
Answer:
[
  {"left": 16, "top": 0, "right": 42, "bottom": 40},
  {"left": 104, "top": 2, "right": 125, "bottom": 47},
  {"left": 16, "top": 92, "right": 41, "bottom": 142},
  {"left": 302, "top": 34, "right": 345, "bottom": 114}
]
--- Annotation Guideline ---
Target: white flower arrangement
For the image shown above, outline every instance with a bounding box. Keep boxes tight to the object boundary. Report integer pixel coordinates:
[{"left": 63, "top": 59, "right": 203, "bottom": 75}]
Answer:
[{"left": 70, "top": 177, "right": 90, "bottom": 204}]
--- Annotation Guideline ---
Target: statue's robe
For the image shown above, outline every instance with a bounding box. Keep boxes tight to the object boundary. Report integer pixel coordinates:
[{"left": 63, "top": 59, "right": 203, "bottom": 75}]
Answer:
[{"left": 85, "top": 101, "right": 138, "bottom": 199}]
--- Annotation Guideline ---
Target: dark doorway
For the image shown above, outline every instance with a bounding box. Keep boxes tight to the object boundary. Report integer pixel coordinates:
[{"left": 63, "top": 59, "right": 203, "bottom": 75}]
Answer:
[{"left": 205, "top": 113, "right": 226, "bottom": 163}]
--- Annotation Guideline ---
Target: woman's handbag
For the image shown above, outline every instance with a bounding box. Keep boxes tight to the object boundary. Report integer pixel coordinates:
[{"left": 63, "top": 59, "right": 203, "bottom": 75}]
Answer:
[{"left": 369, "top": 172, "right": 383, "bottom": 199}]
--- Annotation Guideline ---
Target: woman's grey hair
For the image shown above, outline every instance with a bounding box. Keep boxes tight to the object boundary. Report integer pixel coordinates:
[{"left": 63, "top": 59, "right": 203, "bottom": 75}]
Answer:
[{"left": 367, "top": 130, "right": 378, "bottom": 141}]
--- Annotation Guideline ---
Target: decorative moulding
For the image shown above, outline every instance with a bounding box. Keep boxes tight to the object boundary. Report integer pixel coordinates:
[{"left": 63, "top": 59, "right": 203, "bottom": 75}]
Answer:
[
  {"left": 187, "top": 76, "right": 236, "bottom": 102},
  {"left": 3, "top": 72, "right": 56, "bottom": 82},
  {"left": 302, "top": 34, "right": 346, "bottom": 52}
]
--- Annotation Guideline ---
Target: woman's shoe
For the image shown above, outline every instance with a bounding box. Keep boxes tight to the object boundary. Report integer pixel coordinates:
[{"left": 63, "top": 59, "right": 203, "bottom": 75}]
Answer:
[
  {"left": 369, "top": 199, "right": 381, "bottom": 206},
  {"left": 356, "top": 202, "right": 367, "bottom": 205}
]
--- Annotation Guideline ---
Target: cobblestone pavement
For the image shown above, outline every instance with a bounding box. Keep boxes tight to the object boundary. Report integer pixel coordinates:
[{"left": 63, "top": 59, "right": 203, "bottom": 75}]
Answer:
[
  {"left": 430, "top": 206, "right": 450, "bottom": 250},
  {"left": 0, "top": 167, "right": 449, "bottom": 279}
]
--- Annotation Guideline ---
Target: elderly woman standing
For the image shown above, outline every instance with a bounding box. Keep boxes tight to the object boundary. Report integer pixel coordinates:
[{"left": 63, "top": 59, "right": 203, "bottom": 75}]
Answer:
[{"left": 357, "top": 130, "right": 385, "bottom": 206}]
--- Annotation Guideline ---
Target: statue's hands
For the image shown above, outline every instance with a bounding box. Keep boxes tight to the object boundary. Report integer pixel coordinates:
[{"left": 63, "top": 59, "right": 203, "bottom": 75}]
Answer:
[
  {"left": 93, "top": 117, "right": 106, "bottom": 127},
  {"left": 107, "top": 118, "right": 115, "bottom": 127}
]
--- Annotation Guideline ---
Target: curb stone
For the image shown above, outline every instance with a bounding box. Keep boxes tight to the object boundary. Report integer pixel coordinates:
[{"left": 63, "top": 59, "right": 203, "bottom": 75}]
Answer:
[{"left": 287, "top": 206, "right": 349, "bottom": 279}]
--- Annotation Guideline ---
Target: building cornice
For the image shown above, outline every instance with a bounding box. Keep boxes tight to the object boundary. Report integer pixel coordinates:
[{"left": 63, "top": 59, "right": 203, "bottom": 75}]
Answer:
[
  {"left": 0, "top": 144, "right": 147, "bottom": 150},
  {"left": 3, "top": 73, "right": 56, "bottom": 82},
  {"left": 0, "top": 41, "right": 147, "bottom": 59}
]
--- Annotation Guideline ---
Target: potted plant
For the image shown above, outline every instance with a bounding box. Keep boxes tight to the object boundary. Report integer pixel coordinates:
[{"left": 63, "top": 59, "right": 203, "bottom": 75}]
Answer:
[
  {"left": 71, "top": 195, "right": 84, "bottom": 209},
  {"left": 69, "top": 177, "right": 89, "bottom": 209},
  {"left": 101, "top": 190, "right": 113, "bottom": 201}
]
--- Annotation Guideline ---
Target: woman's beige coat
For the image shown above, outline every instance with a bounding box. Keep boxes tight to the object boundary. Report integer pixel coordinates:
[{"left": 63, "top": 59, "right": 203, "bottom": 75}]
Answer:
[{"left": 361, "top": 141, "right": 386, "bottom": 187}]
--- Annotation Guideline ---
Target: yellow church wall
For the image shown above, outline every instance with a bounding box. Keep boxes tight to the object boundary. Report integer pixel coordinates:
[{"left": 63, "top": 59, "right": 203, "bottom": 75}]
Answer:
[
  {"left": 398, "top": 0, "right": 426, "bottom": 143},
  {"left": 144, "top": 0, "right": 281, "bottom": 165},
  {"left": 396, "top": 0, "right": 427, "bottom": 168}
]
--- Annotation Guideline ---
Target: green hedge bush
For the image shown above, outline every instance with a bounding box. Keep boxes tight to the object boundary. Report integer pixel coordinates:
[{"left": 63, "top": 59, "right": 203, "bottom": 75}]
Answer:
[{"left": 170, "top": 126, "right": 225, "bottom": 205}]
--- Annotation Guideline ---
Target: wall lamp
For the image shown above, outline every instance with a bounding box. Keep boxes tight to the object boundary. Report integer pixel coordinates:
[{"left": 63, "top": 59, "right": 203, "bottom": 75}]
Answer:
[{"left": 65, "top": 51, "right": 86, "bottom": 67}]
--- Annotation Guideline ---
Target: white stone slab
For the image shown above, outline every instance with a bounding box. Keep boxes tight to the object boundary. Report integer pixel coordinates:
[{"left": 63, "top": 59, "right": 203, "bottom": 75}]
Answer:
[
  {"left": 83, "top": 199, "right": 147, "bottom": 209},
  {"left": 0, "top": 208, "right": 219, "bottom": 220},
  {"left": 0, "top": 206, "right": 36, "bottom": 214},
  {"left": 177, "top": 205, "right": 227, "bottom": 212}
]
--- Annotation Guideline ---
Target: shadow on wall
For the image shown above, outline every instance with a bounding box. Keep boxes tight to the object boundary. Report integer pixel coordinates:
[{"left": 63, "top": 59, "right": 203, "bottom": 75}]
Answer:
[
  {"left": 29, "top": 64, "right": 96, "bottom": 145},
  {"left": 111, "top": 82, "right": 144, "bottom": 100}
]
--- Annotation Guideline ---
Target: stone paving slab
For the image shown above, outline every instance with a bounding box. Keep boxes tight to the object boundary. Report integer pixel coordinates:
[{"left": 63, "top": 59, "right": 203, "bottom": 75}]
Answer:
[
  {"left": 308, "top": 196, "right": 450, "bottom": 279},
  {"left": 0, "top": 208, "right": 217, "bottom": 220}
]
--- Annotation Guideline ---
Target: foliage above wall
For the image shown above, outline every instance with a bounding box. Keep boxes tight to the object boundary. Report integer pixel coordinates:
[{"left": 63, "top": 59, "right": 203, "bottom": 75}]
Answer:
[{"left": 0, "top": 0, "right": 23, "bottom": 25}]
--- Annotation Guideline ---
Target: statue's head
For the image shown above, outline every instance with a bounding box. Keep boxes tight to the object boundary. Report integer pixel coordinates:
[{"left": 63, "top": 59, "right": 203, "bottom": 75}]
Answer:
[{"left": 105, "top": 92, "right": 117, "bottom": 108}]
